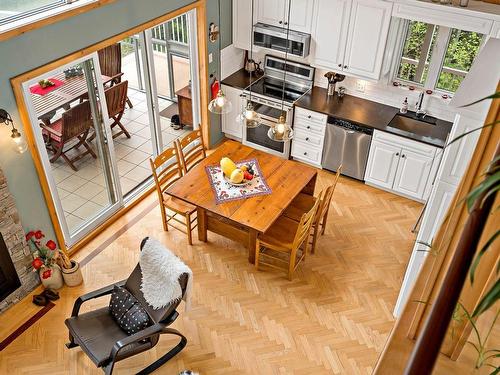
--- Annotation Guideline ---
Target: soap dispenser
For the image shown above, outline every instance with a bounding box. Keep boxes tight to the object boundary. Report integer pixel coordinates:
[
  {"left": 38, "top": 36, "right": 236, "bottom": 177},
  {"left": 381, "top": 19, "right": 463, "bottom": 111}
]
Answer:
[{"left": 400, "top": 97, "right": 408, "bottom": 114}]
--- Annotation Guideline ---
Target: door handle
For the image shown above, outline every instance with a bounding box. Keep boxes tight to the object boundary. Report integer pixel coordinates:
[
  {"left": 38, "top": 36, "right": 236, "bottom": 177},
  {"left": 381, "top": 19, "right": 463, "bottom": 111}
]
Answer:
[
  {"left": 395, "top": 152, "right": 399, "bottom": 156},
  {"left": 401, "top": 154, "right": 406, "bottom": 158},
  {"left": 305, "top": 137, "right": 309, "bottom": 141},
  {"left": 303, "top": 152, "right": 308, "bottom": 156},
  {"left": 306, "top": 125, "right": 311, "bottom": 129},
  {"left": 279, "top": 21, "right": 283, "bottom": 24}
]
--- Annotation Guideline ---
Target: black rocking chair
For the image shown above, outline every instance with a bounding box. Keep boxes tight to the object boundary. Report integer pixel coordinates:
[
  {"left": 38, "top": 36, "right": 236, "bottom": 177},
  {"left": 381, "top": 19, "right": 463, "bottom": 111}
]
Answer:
[{"left": 65, "top": 239, "right": 188, "bottom": 375}]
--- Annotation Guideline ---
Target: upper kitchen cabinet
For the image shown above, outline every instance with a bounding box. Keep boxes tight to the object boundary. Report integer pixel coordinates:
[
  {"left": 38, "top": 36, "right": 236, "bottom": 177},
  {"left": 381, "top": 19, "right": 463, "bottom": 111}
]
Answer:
[
  {"left": 311, "top": 0, "right": 393, "bottom": 80},
  {"left": 256, "top": 0, "right": 315, "bottom": 33},
  {"left": 233, "top": 0, "right": 253, "bottom": 50}
]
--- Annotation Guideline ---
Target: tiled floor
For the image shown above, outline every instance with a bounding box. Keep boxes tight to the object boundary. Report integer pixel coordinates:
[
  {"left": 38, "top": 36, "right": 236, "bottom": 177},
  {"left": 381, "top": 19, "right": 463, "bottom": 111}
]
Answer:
[{"left": 47, "top": 88, "right": 191, "bottom": 234}]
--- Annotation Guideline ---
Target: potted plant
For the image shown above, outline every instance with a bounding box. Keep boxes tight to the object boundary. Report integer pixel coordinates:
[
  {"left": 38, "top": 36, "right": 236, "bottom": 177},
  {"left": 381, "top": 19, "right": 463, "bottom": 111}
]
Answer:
[{"left": 26, "top": 230, "right": 83, "bottom": 288}]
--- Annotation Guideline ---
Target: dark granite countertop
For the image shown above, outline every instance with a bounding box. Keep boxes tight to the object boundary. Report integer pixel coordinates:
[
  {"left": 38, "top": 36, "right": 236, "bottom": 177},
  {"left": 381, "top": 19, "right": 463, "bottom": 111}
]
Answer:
[
  {"left": 221, "top": 68, "right": 263, "bottom": 90},
  {"left": 295, "top": 86, "right": 453, "bottom": 148}
]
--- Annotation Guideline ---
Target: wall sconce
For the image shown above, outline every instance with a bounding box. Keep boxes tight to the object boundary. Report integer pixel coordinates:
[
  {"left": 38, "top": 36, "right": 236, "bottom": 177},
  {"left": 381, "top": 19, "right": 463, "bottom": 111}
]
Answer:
[
  {"left": 0, "top": 109, "right": 28, "bottom": 154},
  {"left": 209, "top": 22, "right": 220, "bottom": 43}
]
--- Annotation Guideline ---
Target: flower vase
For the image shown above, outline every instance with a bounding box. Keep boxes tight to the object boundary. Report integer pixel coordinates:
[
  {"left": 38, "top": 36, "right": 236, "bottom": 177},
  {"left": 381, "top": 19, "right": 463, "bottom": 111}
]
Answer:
[
  {"left": 39, "top": 265, "right": 64, "bottom": 290},
  {"left": 61, "top": 260, "right": 83, "bottom": 287}
]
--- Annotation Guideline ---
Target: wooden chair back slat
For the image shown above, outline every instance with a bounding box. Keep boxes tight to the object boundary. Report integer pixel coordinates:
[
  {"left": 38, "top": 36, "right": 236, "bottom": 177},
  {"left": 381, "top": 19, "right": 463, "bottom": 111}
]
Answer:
[
  {"left": 98, "top": 43, "right": 122, "bottom": 79},
  {"left": 319, "top": 166, "right": 342, "bottom": 221},
  {"left": 150, "top": 147, "right": 183, "bottom": 195},
  {"left": 176, "top": 129, "right": 206, "bottom": 174},
  {"left": 293, "top": 196, "right": 321, "bottom": 251},
  {"left": 61, "top": 101, "right": 93, "bottom": 141},
  {"left": 105, "top": 81, "right": 128, "bottom": 118}
]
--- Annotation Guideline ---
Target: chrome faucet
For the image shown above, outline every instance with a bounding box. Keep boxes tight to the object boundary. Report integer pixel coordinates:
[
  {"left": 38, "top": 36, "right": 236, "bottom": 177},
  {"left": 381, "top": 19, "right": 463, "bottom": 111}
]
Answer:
[{"left": 416, "top": 92, "right": 426, "bottom": 118}]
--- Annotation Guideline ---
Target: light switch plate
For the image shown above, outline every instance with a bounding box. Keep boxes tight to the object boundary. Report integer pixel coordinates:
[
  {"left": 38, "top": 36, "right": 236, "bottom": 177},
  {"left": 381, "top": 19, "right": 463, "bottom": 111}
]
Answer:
[
  {"left": 208, "top": 53, "right": 213, "bottom": 63},
  {"left": 356, "top": 80, "right": 366, "bottom": 92}
]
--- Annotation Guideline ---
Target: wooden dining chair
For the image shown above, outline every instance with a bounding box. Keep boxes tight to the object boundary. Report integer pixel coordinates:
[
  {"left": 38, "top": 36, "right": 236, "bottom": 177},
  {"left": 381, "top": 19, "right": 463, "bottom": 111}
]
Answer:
[
  {"left": 41, "top": 101, "right": 97, "bottom": 171},
  {"left": 255, "top": 197, "right": 320, "bottom": 280},
  {"left": 175, "top": 129, "right": 207, "bottom": 174},
  {"left": 105, "top": 81, "right": 130, "bottom": 139},
  {"left": 283, "top": 166, "right": 342, "bottom": 253},
  {"left": 97, "top": 42, "right": 133, "bottom": 108},
  {"left": 150, "top": 146, "right": 197, "bottom": 245}
]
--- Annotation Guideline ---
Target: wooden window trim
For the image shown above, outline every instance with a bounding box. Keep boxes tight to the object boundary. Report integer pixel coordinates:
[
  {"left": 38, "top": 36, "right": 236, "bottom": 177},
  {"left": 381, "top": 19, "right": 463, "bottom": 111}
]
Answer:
[{"left": 0, "top": 0, "right": 117, "bottom": 43}]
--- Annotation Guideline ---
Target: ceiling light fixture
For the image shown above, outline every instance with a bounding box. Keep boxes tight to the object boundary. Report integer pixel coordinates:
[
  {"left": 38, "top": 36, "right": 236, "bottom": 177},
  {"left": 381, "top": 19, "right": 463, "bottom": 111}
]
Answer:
[
  {"left": 268, "top": 0, "right": 293, "bottom": 142},
  {"left": 236, "top": 0, "right": 261, "bottom": 128},
  {"left": 208, "top": 0, "right": 232, "bottom": 115},
  {"left": 0, "top": 109, "right": 28, "bottom": 154}
]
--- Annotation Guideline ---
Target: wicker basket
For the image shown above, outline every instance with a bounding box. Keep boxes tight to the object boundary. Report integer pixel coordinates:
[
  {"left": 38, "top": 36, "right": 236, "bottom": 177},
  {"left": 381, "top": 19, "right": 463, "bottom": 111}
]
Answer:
[{"left": 61, "top": 260, "right": 83, "bottom": 287}]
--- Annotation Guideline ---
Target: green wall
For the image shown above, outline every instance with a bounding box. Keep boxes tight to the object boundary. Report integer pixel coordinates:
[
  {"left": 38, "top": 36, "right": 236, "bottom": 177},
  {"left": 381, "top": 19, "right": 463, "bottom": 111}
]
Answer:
[{"left": 0, "top": 0, "right": 231, "bottom": 245}]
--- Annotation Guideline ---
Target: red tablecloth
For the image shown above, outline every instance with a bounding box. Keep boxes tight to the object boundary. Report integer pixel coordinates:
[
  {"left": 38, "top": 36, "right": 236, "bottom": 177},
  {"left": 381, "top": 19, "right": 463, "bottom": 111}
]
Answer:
[{"left": 29, "top": 79, "right": 64, "bottom": 96}]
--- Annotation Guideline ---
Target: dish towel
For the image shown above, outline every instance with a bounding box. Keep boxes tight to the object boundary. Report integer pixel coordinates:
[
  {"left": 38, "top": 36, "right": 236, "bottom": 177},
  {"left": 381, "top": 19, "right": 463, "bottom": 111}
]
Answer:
[{"left": 139, "top": 237, "right": 193, "bottom": 311}]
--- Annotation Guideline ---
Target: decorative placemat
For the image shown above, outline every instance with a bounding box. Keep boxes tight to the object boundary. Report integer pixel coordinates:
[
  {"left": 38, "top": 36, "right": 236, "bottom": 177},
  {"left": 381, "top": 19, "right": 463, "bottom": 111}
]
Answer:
[
  {"left": 205, "top": 158, "right": 272, "bottom": 204},
  {"left": 29, "top": 79, "right": 64, "bottom": 96}
]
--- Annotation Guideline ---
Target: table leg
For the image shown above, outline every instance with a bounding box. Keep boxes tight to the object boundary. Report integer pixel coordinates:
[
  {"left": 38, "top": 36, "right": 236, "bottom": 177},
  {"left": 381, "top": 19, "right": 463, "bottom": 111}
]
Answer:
[
  {"left": 248, "top": 229, "right": 257, "bottom": 264},
  {"left": 197, "top": 207, "right": 207, "bottom": 242},
  {"left": 301, "top": 173, "right": 318, "bottom": 196}
]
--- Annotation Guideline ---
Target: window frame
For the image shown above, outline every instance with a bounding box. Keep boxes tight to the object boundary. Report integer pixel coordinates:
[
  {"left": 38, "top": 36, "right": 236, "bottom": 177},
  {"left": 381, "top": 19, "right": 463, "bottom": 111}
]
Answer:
[
  {"left": 393, "top": 19, "right": 484, "bottom": 94},
  {"left": 0, "top": 1, "right": 66, "bottom": 27}
]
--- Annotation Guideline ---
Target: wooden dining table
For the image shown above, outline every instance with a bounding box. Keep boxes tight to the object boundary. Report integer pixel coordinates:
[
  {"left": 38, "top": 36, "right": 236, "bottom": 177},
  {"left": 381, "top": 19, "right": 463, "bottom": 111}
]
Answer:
[
  {"left": 167, "top": 140, "right": 318, "bottom": 263},
  {"left": 30, "top": 71, "right": 112, "bottom": 119}
]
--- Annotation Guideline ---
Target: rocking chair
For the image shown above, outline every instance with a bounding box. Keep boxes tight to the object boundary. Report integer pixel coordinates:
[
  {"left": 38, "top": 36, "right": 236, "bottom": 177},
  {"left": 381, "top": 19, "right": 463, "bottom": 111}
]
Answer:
[
  {"left": 41, "top": 101, "right": 97, "bottom": 171},
  {"left": 65, "top": 239, "right": 188, "bottom": 375}
]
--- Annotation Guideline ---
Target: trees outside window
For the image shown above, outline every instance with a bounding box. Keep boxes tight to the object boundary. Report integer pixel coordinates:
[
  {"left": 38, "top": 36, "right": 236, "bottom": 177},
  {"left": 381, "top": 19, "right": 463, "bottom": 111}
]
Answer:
[{"left": 395, "top": 20, "right": 484, "bottom": 93}]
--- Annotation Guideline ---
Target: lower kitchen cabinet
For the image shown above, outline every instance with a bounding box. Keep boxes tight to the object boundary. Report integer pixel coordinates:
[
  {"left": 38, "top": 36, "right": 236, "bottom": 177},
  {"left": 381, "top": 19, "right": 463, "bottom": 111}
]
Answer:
[
  {"left": 365, "top": 130, "right": 438, "bottom": 201},
  {"left": 221, "top": 85, "right": 244, "bottom": 140},
  {"left": 291, "top": 107, "right": 327, "bottom": 167}
]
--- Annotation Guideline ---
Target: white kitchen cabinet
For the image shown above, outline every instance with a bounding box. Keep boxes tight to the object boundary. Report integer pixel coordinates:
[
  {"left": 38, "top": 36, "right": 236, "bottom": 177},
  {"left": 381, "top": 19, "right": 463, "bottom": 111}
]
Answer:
[
  {"left": 364, "top": 140, "right": 401, "bottom": 190},
  {"left": 343, "top": 0, "right": 393, "bottom": 80},
  {"left": 291, "top": 107, "right": 327, "bottom": 167},
  {"left": 221, "top": 85, "right": 244, "bottom": 139},
  {"left": 311, "top": 0, "right": 351, "bottom": 70},
  {"left": 256, "top": 0, "right": 315, "bottom": 33},
  {"left": 311, "top": 0, "right": 392, "bottom": 80},
  {"left": 233, "top": 0, "right": 253, "bottom": 50},
  {"left": 365, "top": 130, "right": 438, "bottom": 201},
  {"left": 393, "top": 149, "right": 433, "bottom": 200}
]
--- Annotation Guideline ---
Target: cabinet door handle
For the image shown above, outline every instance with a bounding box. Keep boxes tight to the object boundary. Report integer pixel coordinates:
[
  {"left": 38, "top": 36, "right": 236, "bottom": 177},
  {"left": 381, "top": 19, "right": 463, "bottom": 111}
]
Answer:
[
  {"left": 304, "top": 152, "right": 308, "bottom": 156},
  {"left": 402, "top": 154, "right": 406, "bottom": 158},
  {"left": 284, "top": 22, "right": 288, "bottom": 25},
  {"left": 338, "top": 64, "right": 342, "bottom": 68},
  {"left": 395, "top": 152, "right": 399, "bottom": 156},
  {"left": 305, "top": 137, "right": 310, "bottom": 141},
  {"left": 344, "top": 65, "right": 348, "bottom": 69},
  {"left": 279, "top": 20, "right": 283, "bottom": 24},
  {"left": 307, "top": 115, "right": 312, "bottom": 119},
  {"left": 306, "top": 125, "right": 311, "bottom": 129}
]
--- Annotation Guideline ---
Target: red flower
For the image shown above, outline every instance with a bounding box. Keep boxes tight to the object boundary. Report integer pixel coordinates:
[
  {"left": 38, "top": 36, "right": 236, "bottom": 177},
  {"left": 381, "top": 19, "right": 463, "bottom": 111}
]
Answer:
[
  {"left": 32, "top": 257, "right": 43, "bottom": 270},
  {"left": 25, "top": 231, "right": 35, "bottom": 241},
  {"left": 41, "top": 269, "right": 52, "bottom": 279},
  {"left": 46, "top": 240, "right": 57, "bottom": 251},
  {"left": 34, "top": 230, "right": 44, "bottom": 240}
]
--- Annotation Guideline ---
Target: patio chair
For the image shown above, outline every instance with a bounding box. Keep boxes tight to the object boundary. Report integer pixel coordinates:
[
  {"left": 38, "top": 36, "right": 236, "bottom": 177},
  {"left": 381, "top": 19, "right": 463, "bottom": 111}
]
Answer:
[
  {"left": 41, "top": 101, "right": 97, "bottom": 171},
  {"left": 105, "top": 81, "right": 130, "bottom": 139},
  {"left": 98, "top": 43, "right": 133, "bottom": 108},
  {"left": 65, "top": 238, "right": 188, "bottom": 375}
]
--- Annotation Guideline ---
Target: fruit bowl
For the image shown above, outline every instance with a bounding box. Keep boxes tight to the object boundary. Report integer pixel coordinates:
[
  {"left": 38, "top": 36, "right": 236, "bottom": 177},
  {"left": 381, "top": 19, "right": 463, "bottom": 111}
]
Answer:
[{"left": 222, "top": 173, "right": 251, "bottom": 187}]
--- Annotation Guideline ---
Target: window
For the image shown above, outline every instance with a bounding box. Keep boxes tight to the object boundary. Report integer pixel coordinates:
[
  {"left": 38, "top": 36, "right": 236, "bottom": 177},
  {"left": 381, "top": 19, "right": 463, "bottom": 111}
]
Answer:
[
  {"left": 0, "top": 0, "right": 66, "bottom": 26},
  {"left": 395, "top": 20, "right": 484, "bottom": 93}
]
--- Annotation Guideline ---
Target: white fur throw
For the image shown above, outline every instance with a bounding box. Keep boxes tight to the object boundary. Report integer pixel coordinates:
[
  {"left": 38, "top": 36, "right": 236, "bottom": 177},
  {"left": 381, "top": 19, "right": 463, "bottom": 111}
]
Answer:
[{"left": 139, "top": 238, "right": 193, "bottom": 311}]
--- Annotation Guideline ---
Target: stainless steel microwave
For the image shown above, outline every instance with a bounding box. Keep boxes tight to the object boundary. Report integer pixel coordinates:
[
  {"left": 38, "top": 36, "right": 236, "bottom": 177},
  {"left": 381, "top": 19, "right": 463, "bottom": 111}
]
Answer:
[{"left": 253, "top": 22, "right": 311, "bottom": 58}]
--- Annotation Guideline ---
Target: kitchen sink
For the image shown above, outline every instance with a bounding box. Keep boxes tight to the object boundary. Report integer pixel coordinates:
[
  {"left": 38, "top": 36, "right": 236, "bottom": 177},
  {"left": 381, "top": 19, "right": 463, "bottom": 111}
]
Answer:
[{"left": 388, "top": 111, "right": 438, "bottom": 134}]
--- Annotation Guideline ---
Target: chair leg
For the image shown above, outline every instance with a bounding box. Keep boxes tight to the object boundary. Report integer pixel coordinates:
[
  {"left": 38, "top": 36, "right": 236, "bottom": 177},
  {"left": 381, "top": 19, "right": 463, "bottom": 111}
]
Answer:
[
  {"left": 136, "top": 329, "right": 187, "bottom": 375},
  {"left": 255, "top": 239, "right": 261, "bottom": 271},
  {"left": 49, "top": 144, "right": 63, "bottom": 163},
  {"left": 61, "top": 151, "right": 78, "bottom": 171},
  {"left": 161, "top": 205, "right": 169, "bottom": 232},
  {"left": 288, "top": 248, "right": 297, "bottom": 281},
  {"left": 310, "top": 225, "right": 320, "bottom": 254},
  {"left": 126, "top": 96, "right": 133, "bottom": 109},
  {"left": 185, "top": 213, "right": 193, "bottom": 245}
]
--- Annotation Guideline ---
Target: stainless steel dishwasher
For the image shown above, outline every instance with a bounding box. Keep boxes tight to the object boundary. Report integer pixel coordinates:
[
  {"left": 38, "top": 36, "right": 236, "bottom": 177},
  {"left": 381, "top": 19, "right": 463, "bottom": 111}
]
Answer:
[{"left": 322, "top": 117, "right": 373, "bottom": 180}]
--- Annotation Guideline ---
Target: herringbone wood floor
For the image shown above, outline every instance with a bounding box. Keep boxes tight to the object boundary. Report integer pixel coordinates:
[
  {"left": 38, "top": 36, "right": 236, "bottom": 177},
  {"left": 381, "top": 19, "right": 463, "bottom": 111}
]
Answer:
[{"left": 0, "top": 170, "right": 423, "bottom": 374}]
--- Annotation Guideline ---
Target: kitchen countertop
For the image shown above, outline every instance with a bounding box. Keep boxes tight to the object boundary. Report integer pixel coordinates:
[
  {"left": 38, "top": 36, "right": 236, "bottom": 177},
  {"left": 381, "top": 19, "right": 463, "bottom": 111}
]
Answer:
[
  {"left": 295, "top": 86, "right": 453, "bottom": 148},
  {"left": 221, "top": 68, "right": 263, "bottom": 90}
]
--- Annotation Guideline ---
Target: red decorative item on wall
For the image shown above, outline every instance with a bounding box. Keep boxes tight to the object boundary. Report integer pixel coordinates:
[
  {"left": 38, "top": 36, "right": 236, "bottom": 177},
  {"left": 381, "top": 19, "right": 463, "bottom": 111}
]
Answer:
[{"left": 211, "top": 79, "right": 220, "bottom": 100}]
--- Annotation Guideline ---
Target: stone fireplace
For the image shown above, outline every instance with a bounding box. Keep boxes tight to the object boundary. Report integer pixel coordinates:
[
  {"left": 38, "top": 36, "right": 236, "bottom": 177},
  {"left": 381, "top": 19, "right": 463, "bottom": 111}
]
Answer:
[{"left": 0, "top": 166, "right": 39, "bottom": 314}]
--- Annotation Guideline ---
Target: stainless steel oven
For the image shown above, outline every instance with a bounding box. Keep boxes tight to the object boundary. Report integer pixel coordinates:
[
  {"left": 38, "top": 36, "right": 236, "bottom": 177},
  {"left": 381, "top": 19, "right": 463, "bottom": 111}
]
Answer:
[{"left": 242, "top": 94, "right": 293, "bottom": 158}]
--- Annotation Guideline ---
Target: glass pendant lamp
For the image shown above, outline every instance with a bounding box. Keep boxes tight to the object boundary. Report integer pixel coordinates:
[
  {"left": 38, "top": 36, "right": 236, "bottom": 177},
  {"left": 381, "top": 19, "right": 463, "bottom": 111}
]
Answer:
[
  {"left": 208, "top": 0, "right": 232, "bottom": 115},
  {"left": 236, "top": 0, "right": 261, "bottom": 128},
  {"left": 208, "top": 89, "right": 233, "bottom": 114}
]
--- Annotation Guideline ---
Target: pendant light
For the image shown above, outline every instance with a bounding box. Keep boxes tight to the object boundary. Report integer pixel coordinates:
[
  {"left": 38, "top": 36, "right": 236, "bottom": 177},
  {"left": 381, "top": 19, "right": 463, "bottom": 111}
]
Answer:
[
  {"left": 268, "top": 0, "right": 294, "bottom": 142},
  {"left": 208, "top": 0, "right": 232, "bottom": 115},
  {"left": 236, "top": 0, "right": 261, "bottom": 128}
]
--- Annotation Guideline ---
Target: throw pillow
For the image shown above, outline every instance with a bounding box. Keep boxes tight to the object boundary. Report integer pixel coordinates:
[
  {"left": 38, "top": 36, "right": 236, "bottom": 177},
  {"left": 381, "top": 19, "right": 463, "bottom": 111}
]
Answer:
[{"left": 109, "top": 286, "right": 152, "bottom": 335}]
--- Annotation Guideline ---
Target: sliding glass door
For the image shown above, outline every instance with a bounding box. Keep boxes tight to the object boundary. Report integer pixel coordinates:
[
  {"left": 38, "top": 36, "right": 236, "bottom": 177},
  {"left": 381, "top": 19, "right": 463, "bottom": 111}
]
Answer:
[
  {"left": 19, "top": 9, "right": 201, "bottom": 248},
  {"left": 22, "top": 54, "right": 122, "bottom": 246}
]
